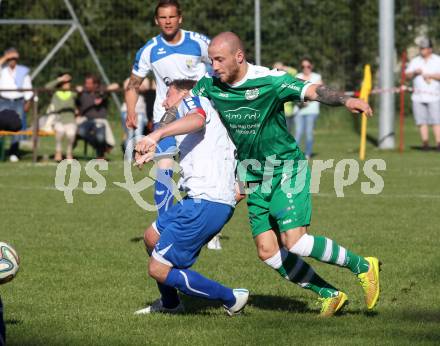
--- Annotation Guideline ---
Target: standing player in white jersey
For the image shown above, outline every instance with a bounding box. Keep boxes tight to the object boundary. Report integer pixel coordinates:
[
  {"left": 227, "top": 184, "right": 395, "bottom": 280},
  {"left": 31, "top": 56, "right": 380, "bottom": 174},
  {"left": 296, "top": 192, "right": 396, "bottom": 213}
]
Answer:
[
  {"left": 125, "top": 0, "right": 211, "bottom": 219},
  {"left": 133, "top": 79, "right": 249, "bottom": 315}
]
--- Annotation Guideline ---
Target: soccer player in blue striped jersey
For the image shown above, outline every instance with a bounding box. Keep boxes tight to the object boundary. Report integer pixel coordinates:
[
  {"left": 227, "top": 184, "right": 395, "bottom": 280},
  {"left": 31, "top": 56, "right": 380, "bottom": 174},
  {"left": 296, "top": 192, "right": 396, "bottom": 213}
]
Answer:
[
  {"left": 133, "top": 79, "right": 249, "bottom": 316},
  {"left": 125, "top": 0, "right": 211, "bottom": 217}
]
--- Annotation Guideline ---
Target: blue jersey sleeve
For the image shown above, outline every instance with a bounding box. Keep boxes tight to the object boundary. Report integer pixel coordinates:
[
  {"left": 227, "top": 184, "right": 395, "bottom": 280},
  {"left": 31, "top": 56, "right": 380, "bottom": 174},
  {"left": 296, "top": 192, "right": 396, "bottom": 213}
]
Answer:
[{"left": 181, "top": 95, "right": 207, "bottom": 119}]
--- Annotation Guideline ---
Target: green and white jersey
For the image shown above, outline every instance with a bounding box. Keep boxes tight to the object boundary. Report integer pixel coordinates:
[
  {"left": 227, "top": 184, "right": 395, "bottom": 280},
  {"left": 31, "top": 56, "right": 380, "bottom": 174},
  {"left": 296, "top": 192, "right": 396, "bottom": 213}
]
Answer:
[{"left": 191, "top": 63, "right": 311, "bottom": 181}]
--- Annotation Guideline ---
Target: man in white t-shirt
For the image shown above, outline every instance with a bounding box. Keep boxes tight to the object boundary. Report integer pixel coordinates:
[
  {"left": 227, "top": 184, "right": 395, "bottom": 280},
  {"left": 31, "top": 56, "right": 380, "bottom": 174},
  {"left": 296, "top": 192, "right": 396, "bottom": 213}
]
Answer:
[
  {"left": 405, "top": 37, "right": 440, "bottom": 151},
  {"left": 125, "top": 0, "right": 211, "bottom": 216},
  {"left": 0, "top": 48, "right": 33, "bottom": 162},
  {"left": 133, "top": 79, "right": 248, "bottom": 316}
]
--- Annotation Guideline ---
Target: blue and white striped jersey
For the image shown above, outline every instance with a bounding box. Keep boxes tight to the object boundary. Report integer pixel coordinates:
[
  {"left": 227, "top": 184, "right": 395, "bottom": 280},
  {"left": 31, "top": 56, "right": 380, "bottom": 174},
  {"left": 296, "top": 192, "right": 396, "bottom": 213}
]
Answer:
[{"left": 132, "top": 30, "right": 210, "bottom": 122}]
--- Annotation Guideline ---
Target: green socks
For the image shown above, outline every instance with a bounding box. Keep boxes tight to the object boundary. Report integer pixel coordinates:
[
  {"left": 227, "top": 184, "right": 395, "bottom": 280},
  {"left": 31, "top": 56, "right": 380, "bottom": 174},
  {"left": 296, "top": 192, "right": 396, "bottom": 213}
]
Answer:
[{"left": 289, "top": 234, "right": 369, "bottom": 275}]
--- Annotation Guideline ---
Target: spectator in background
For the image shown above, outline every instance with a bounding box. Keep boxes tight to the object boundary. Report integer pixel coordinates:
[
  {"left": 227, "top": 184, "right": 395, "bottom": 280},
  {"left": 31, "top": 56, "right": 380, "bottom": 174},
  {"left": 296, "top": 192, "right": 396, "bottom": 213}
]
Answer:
[
  {"left": 405, "top": 37, "right": 440, "bottom": 151},
  {"left": 76, "top": 74, "right": 118, "bottom": 159},
  {"left": 45, "top": 73, "right": 77, "bottom": 161},
  {"left": 294, "top": 57, "right": 322, "bottom": 159},
  {"left": 0, "top": 48, "right": 33, "bottom": 162},
  {"left": 273, "top": 62, "right": 297, "bottom": 135},
  {"left": 120, "top": 77, "right": 155, "bottom": 155},
  {"left": 144, "top": 79, "right": 156, "bottom": 133}
]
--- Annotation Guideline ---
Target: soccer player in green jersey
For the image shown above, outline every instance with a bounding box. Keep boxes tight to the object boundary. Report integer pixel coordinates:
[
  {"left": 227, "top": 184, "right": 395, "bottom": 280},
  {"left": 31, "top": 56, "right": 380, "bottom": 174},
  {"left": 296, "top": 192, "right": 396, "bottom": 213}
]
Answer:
[{"left": 136, "top": 32, "right": 380, "bottom": 317}]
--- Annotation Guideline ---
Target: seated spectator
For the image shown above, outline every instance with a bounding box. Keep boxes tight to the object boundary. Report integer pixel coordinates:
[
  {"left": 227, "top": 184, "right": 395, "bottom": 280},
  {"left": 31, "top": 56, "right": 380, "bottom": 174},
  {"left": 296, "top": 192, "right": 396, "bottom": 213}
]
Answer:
[
  {"left": 0, "top": 47, "right": 33, "bottom": 162},
  {"left": 76, "top": 74, "right": 118, "bottom": 159},
  {"left": 45, "top": 73, "right": 77, "bottom": 161},
  {"left": 120, "top": 77, "right": 155, "bottom": 155}
]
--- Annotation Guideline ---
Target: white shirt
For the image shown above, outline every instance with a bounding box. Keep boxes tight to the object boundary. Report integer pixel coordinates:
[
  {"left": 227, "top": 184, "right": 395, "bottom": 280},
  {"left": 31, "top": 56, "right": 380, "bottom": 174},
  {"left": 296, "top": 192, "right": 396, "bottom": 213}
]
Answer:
[
  {"left": 120, "top": 94, "right": 146, "bottom": 114},
  {"left": 175, "top": 95, "right": 237, "bottom": 207},
  {"left": 0, "top": 66, "right": 33, "bottom": 101},
  {"left": 406, "top": 54, "right": 440, "bottom": 103},
  {"left": 132, "top": 30, "right": 210, "bottom": 123},
  {"left": 295, "top": 72, "right": 322, "bottom": 115}
]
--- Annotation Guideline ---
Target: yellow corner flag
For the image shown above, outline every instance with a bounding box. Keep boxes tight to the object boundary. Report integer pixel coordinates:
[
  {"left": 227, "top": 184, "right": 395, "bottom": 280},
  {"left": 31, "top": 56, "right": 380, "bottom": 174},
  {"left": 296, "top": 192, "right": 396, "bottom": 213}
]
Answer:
[{"left": 359, "top": 64, "right": 372, "bottom": 161}]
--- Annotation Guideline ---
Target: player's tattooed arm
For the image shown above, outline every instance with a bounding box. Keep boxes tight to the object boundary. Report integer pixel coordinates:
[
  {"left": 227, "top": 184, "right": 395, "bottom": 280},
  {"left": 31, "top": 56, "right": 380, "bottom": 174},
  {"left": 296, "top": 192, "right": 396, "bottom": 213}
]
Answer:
[
  {"left": 306, "top": 84, "right": 373, "bottom": 116},
  {"left": 314, "top": 85, "right": 350, "bottom": 106},
  {"left": 158, "top": 106, "right": 178, "bottom": 128},
  {"left": 126, "top": 74, "right": 143, "bottom": 93}
]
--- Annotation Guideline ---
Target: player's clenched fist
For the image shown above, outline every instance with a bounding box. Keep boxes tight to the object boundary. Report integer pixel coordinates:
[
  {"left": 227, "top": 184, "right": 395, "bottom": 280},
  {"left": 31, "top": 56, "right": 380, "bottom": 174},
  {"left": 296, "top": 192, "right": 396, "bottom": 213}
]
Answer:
[
  {"left": 134, "top": 150, "right": 155, "bottom": 167},
  {"left": 135, "top": 134, "right": 158, "bottom": 154},
  {"left": 125, "top": 111, "right": 138, "bottom": 129},
  {"left": 345, "top": 98, "right": 373, "bottom": 117}
]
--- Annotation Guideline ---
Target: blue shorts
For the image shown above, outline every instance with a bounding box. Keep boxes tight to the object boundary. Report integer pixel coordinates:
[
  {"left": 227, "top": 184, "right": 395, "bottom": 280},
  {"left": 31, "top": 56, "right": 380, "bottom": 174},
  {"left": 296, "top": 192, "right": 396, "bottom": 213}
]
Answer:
[
  {"left": 153, "top": 123, "right": 178, "bottom": 158},
  {"left": 152, "top": 198, "right": 234, "bottom": 268}
]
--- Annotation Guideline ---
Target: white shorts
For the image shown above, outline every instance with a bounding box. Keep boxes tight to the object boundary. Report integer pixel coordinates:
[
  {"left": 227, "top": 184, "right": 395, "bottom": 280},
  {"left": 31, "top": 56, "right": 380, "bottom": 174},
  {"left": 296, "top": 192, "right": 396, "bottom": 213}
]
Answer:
[{"left": 412, "top": 101, "right": 440, "bottom": 125}]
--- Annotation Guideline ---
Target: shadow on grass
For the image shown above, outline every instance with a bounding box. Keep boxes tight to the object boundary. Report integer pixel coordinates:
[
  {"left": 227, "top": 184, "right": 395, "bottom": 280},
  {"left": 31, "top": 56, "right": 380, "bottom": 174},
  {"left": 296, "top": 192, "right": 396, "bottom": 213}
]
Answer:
[
  {"left": 249, "top": 294, "right": 308, "bottom": 313},
  {"left": 141, "top": 295, "right": 310, "bottom": 316},
  {"left": 398, "top": 309, "right": 440, "bottom": 323},
  {"left": 143, "top": 294, "right": 379, "bottom": 317},
  {"left": 140, "top": 296, "right": 223, "bottom": 316},
  {"left": 144, "top": 295, "right": 310, "bottom": 315},
  {"left": 250, "top": 295, "right": 376, "bottom": 317},
  {"left": 5, "top": 319, "right": 22, "bottom": 325},
  {"left": 410, "top": 145, "right": 439, "bottom": 152},
  {"left": 130, "top": 236, "right": 144, "bottom": 243}
]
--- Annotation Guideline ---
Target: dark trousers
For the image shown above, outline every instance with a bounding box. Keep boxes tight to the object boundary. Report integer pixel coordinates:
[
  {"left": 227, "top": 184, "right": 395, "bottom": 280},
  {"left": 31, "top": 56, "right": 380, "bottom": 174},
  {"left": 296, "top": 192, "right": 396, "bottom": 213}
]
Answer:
[
  {"left": 77, "top": 119, "right": 106, "bottom": 157},
  {"left": 0, "top": 98, "right": 26, "bottom": 156}
]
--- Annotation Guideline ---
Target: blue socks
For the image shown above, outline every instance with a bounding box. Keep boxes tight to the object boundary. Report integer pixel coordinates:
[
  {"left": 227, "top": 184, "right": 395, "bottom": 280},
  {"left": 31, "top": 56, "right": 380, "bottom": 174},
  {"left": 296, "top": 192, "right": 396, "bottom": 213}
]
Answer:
[
  {"left": 165, "top": 268, "right": 236, "bottom": 308},
  {"left": 154, "top": 169, "right": 174, "bottom": 215}
]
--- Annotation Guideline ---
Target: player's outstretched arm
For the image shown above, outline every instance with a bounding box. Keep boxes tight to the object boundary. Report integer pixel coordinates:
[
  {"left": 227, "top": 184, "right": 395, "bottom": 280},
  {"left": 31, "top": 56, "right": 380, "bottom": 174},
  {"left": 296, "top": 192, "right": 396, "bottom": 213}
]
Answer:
[
  {"left": 305, "top": 84, "right": 373, "bottom": 116},
  {"left": 135, "top": 111, "right": 206, "bottom": 165},
  {"left": 125, "top": 73, "right": 144, "bottom": 129},
  {"left": 157, "top": 111, "right": 206, "bottom": 138},
  {"left": 157, "top": 106, "right": 178, "bottom": 128}
]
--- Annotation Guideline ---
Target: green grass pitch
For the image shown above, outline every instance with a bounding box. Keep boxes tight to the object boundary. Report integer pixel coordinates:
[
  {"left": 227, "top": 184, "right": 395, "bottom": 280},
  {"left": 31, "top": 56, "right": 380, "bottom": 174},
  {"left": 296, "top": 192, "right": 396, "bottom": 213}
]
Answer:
[{"left": 1, "top": 110, "right": 439, "bottom": 345}]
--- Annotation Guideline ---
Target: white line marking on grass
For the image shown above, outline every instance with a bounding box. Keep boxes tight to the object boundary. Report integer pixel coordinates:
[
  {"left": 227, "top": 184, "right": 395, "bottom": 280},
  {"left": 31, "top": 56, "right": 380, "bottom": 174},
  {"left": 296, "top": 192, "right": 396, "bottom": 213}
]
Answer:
[
  {"left": 0, "top": 184, "right": 438, "bottom": 199},
  {"left": 315, "top": 193, "right": 440, "bottom": 199},
  {"left": 0, "top": 184, "right": 126, "bottom": 192}
]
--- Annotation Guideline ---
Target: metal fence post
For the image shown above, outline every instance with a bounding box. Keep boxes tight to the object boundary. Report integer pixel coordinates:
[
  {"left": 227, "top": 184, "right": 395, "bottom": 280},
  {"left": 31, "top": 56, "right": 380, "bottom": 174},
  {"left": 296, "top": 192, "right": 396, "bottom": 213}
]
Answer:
[{"left": 32, "top": 91, "right": 39, "bottom": 163}]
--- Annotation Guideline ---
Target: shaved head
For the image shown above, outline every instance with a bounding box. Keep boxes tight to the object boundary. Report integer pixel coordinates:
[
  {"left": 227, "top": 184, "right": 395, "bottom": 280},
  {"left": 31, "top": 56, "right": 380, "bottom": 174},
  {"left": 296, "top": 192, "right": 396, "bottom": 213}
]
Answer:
[
  {"left": 208, "top": 32, "right": 248, "bottom": 84},
  {"left": 210, "top": 31, "right": 245, "bottom": 55}
]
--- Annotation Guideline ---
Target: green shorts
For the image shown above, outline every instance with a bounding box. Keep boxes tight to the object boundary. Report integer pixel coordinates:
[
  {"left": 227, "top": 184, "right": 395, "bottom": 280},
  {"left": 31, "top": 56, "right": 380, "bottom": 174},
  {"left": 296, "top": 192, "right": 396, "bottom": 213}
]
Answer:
[{"left": 247, "top": 162, "right": 312, "bottom": 237}]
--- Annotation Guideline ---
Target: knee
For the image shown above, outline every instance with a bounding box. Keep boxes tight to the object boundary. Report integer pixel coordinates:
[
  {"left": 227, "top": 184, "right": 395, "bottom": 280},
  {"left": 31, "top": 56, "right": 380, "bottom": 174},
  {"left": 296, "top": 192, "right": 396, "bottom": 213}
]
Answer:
[
  {"left": 256, "top": 242, "right": 278, "bottom": 262},
  {"left": 148, "top": 260, "right": 160, "bottom": 281},
  {"left": 96, "top": 132, "right": 105, "bottom": 143},
  {"left": 77, "top": 127, "right": 86, "bottom": 138},
  {"left": 55, "top": 126, "right": 65, "bottom": 137},
  {"left": 144, "top": 226, "right": 159, "bottom": 251},
  {"left": 148, "top": 260, "right": 168, "bottom": 283},
  {"left": 282, "top": 227, "right": 307, "bottom": 250},
  {"left": 66, "top": 129, "right": 76, "bottom": 140}
]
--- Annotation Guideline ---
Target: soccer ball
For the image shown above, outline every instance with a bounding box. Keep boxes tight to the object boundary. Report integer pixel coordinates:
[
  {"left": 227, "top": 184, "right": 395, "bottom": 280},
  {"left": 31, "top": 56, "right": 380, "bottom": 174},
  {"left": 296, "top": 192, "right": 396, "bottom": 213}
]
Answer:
[{"left": 0, "top": 242, "right": 20, "bottom": 285}]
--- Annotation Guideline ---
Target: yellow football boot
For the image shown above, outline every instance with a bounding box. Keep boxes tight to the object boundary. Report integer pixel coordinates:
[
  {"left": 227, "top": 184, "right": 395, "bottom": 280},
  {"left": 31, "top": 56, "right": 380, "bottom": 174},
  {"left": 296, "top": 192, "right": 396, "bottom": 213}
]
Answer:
[
  {"left": 318, "top": 291, "right": 348, "bottom": 317},
  {"left": 357, "top": 257, "right": 381, "bottom": 310}
]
